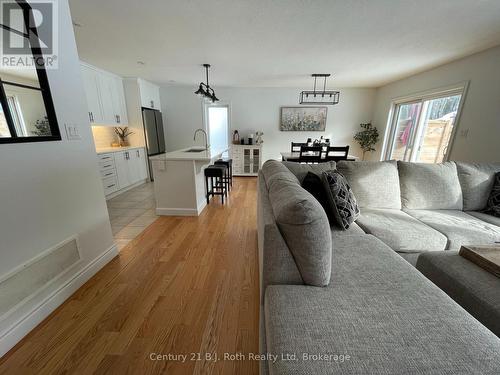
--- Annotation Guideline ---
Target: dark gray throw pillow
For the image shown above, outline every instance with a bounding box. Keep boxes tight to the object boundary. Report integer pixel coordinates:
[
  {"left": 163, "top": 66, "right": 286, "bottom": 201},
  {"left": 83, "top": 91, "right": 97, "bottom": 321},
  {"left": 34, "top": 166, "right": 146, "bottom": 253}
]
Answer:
[
  {"left": 321, "top": 170, "right": 360, "bottom": 229},
  {"left": 483, "top": 172, "right": 500, "bottom": 217},
  {"left": 301, "top": 172, "right": 333, "bottom": 222}
]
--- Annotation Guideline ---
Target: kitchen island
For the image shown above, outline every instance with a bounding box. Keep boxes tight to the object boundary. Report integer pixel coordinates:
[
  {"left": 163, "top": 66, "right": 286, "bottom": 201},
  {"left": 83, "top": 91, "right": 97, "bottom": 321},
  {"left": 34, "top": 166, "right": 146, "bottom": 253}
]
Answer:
[{"left": 149, "top": 147, "right": 227, "bottom": 216}]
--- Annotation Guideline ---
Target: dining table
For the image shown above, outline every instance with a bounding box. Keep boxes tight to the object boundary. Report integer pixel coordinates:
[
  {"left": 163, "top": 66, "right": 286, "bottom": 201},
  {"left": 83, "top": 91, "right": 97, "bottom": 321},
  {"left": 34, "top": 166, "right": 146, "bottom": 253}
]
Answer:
[{"left": 280, "top": 151, "right": 359, "bottom": 162}]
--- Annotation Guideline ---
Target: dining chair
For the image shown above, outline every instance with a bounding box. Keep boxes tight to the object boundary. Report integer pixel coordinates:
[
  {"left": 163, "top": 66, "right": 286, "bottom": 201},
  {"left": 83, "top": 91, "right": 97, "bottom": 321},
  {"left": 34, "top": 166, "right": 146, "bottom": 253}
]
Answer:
[
  {"left": 298, "top": 146, "right": 323, "bottom": 163},
  {"left": 291, "top": 142, "right": 307, "bottom": 153},
  {"left": 325, "top": 146, "right": 349, "bottom": 161}
]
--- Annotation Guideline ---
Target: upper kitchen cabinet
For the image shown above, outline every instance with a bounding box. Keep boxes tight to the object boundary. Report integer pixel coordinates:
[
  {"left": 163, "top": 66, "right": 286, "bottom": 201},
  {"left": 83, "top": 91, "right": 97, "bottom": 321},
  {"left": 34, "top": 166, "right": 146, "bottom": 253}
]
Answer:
[
  {"left": 81, "top": 64, "right": 104, "bottom": 124},
  {"left": 138, "top": 79, "right": 161, "bottom": 110},
  {"left": 113, "top": 76, "right": 129, "bottom": 125},
  {"left": 81, "top": 63, "right": 128, "bottom": 126}
]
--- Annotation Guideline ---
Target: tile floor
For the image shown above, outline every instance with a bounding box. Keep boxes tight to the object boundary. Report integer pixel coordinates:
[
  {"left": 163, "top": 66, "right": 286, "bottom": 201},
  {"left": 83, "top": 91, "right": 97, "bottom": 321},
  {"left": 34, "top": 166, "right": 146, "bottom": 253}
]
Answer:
[{"left": 107, "top": 182, "right": 159, "bottom": 250}]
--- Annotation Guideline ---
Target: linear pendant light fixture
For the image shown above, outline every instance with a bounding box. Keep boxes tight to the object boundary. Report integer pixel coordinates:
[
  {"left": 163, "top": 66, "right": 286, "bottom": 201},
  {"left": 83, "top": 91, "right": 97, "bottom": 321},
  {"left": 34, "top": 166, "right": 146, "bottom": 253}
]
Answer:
[
  {"left": 194, "top": 63, "right": 219, "bottom": 102},
  {"left": 300, "top": 73, "right": 340, "bottom": 105}
]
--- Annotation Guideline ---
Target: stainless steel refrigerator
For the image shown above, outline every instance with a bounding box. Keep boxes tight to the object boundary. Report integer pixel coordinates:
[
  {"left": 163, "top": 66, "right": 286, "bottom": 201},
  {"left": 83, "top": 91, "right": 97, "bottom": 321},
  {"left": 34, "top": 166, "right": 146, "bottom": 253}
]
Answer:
[{"left": 142, "top": 108, "right": 166, "bottom": 180}]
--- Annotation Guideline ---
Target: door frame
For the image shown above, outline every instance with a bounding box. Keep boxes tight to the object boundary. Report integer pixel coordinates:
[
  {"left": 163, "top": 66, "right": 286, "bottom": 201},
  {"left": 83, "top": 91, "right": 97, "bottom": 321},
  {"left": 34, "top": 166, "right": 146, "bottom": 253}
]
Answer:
[{"left": 382, "top": 81, "right": 469, "bottom": 162}]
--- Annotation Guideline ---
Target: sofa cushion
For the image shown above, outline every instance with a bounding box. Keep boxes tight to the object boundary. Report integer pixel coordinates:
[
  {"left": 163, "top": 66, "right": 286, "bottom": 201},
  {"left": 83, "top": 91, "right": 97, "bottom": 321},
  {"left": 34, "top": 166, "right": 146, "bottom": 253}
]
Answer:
[
  {"left": 467, "top": 211, "right": 500, "bottom": 227},
  {"left": 404, "top": 209, "right": 500, "bottom": 250},
  {"left": 261, "top": 160, "right": 299, "bottom": 190},
  {"left": 337, "top": 160, "right": 401, "bottom": 209},
  {"left": 398, "top": 252, "right": 422, "bottom": 266},
  {"left": 264, "top": 234, "right": 500, "bottom": 375},
  {"left": 331, "top": 222, "right": 366, "bottom": 239},
  {"left": 417, "top": 251, "right": 500, "bottom": 337},
  {"left": 282, "top": 160, "right": 336, "bottom": 184},
  {"left": 321, "top": 170, "right": 360, "bottom": 230},
  {"left": 267, "top": 174, "right": 332, "bottom": 287},
  {"left": 456, "top": 161, "right": 500, "bottom": 211},
  {"left": 398, "top": 161, "right": 463, "bottom": 210},
  {"left": 258, "top": 172, "right": 303, "bottom": 293},
  {"left": 356, "top": 208, "right": 447, "bottom": 251}
]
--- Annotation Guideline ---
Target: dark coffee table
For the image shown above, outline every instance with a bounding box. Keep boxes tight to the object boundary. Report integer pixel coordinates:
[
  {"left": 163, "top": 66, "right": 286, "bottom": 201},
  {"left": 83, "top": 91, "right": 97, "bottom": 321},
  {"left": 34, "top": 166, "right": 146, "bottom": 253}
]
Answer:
[{"left": 416, "top": 251, "right": 500, "bottom": 337}]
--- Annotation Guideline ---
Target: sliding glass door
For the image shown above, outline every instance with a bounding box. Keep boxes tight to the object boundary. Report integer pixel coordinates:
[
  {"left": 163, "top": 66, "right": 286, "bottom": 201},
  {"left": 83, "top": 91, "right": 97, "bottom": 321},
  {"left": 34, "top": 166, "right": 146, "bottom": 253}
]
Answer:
[
  {"left": 388, "top": 101, "right": 423, "bottom": 162},
  {"left": 385, "top": 90, "right": 464, "bottom": 163}
]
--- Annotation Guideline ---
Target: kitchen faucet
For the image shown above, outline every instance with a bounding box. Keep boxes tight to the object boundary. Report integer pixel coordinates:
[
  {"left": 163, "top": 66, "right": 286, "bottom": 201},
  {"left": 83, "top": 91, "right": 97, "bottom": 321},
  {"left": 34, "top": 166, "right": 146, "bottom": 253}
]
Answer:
[{"left": 194, "top": 128, "right": 209, "bottom": 150}]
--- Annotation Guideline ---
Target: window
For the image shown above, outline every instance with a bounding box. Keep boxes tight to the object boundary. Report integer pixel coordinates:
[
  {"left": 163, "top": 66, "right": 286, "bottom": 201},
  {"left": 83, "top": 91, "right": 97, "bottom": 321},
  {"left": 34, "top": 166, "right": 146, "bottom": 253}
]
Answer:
[
  {"left": 384, "top": 86, "right": 466, "bottom": 163},
  {"left": 0, "top": 0, "right": 60, "bottom": 143},
  {"left": 204, "top": 104, "right": 230, "bottom": 152}
]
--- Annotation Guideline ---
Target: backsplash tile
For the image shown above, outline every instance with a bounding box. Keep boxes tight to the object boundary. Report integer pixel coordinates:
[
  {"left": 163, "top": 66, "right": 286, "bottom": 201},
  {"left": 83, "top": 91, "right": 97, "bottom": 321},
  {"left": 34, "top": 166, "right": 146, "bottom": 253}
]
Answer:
[{"left": 91, "top": 126, "right": 118, "bottom": 149}]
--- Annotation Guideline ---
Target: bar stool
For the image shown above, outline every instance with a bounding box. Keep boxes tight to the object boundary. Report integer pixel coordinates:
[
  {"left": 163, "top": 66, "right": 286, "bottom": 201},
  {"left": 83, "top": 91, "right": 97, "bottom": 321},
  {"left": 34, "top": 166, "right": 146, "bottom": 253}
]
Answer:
[
  {"left": 215, "top": 158, "right": 233, "bottom": 189},
  {"left": 204, "top": 165, "right": 228, "bottom": 204}
]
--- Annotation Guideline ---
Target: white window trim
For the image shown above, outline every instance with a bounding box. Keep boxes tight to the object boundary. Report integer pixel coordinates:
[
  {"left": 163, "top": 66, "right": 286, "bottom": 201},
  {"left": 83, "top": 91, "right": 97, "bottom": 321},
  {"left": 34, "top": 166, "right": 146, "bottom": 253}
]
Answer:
[
  {"left": 7, "top": 95, "right": 28, "bottom": 137},
  {"left": 381, "top": 81, "right": 469, "bottom": 162}
]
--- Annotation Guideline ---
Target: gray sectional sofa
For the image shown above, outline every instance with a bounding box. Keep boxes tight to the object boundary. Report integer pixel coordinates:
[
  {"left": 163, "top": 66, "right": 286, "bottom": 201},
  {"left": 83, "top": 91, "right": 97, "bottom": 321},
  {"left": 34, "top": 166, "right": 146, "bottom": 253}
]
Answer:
[{"left": 258, "top": 160, "right": 500, "bottom": 375}]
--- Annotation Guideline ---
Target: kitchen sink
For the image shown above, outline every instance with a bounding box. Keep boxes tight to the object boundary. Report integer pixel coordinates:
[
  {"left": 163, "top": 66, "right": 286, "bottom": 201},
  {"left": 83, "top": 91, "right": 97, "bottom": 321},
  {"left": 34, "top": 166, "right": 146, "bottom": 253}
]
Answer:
[{"left": 184, "top": 148, "right": 206, "bottom": 153}]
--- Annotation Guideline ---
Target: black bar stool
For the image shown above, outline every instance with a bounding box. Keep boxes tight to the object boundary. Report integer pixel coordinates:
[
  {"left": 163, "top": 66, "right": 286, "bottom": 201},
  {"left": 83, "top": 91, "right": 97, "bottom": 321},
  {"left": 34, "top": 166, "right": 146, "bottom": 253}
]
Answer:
[
  {"left": 204, "top": 165, "right": 228, "bottom": 204},
  {"left": 215, "top": 158, "right": 233, "bottom": 189}
]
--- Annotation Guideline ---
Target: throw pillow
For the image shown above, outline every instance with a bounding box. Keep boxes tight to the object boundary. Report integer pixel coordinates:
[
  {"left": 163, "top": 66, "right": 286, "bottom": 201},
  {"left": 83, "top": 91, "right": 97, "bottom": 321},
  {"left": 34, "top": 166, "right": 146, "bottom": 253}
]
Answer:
[
  {"left": 483, "top": 172, "right": 500, "bottom": 217},
  {"left": 301, "top": 172, "right": 332, "bottom": 221},
  {"left": 321, "top": 170, "right": 360, "bottom": 229}
]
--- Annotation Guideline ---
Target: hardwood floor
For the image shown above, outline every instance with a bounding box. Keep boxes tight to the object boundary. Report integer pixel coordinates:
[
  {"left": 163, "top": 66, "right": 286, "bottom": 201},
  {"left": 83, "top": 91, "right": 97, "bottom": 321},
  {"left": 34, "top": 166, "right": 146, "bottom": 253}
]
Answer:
[{"left": 0, "top": 177, "right": 259, "bottom": 375}]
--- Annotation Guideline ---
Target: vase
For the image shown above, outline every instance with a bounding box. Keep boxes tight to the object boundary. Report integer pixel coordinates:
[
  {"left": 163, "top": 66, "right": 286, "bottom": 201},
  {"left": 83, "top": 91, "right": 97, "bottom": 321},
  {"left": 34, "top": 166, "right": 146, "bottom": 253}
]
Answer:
[{"left": 119, "top": 139, "right": 129, "bottom": 147}]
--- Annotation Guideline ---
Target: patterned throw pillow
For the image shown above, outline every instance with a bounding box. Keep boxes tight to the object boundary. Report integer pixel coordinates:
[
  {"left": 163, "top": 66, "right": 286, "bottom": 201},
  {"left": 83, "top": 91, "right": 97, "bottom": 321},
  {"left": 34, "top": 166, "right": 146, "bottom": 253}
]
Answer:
[
  {"left": 483, "top": 172, "right": 500, "bottom": 217},
  {"left": 321, "top": 170, "right": 360, "bottom": 229}
]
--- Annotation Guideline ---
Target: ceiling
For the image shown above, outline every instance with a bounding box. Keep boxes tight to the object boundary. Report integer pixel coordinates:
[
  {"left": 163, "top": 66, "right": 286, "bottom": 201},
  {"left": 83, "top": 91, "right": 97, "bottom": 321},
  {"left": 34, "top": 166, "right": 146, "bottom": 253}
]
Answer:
[{"left": 69, "top": 0, "right": 500, "bottom": 88}]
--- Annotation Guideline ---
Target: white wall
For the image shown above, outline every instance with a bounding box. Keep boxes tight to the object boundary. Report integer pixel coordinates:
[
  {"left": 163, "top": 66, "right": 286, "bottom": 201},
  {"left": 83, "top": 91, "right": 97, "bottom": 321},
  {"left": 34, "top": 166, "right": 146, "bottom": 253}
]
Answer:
[
  {"left": 372, "top": 45, "right": 500, "bottom": 162},
  {"left": 0, "top": 0, "right": 116, "bottom": 355},
  {"left": 160, "top": 86, "right": 376, "bottom": 161}
]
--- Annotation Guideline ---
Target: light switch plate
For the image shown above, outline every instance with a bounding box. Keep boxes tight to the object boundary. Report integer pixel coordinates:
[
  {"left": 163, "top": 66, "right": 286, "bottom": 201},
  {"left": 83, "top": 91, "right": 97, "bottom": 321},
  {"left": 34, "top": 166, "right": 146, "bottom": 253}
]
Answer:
[{"left": 65, "top": 124, "right": 81, "bottom": 140}]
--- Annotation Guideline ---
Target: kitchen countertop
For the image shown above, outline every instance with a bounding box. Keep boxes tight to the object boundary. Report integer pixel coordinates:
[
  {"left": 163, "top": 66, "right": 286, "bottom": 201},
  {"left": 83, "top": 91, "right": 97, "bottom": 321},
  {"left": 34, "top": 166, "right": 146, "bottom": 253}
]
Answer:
[
  {"left": 149, "top": 147, "right": 227, "bottom": 162},
  {"left": 96, "top": 145, "right": 145, "bottom": 154}
]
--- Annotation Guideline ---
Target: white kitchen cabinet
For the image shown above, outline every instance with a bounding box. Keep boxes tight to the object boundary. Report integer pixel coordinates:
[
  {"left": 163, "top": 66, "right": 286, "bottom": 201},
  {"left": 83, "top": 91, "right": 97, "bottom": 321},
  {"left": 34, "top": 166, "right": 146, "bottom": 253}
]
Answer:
[
  {"left": 131, "top": 147, "right": 148, "bottom": 182},
  {"left": 231, "top": 144, "right": 262, "bottom": 176},
  {"left": 113, "top": 76, "right": 128, "bottom": 125},
  {"left": 114, "top": 150, "right": 132, "bottom": 189},
  {"left": 81, "top": 63, "right": 129, "bottom": 126},
  {"left": 138, "top": 79, "right": 161, "bottom": 110},
  {"left": 126, "top": 148, "right": 148, "bottom": 185},
  {"left": 97, "top": 153, "right": 119, "bottom": 196},
  {"left": 99, "top": 147, "right": 148, "bottom": 198},
  {"left": 81, "top": 65, "right": 104, "bottom": 124},
  {"left": 97, "top": 73, "right": 116, "bottom": 125}
]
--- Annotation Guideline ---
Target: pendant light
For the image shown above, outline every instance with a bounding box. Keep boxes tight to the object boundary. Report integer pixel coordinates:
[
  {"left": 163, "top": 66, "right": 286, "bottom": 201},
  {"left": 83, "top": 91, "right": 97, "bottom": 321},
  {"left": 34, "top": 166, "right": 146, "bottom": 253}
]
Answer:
[
  {"left": 300, "top": 74, "right": 340, "bottom": 105},
  {"left": 194, "top": 64, "right": 219, "bottom": 102}
]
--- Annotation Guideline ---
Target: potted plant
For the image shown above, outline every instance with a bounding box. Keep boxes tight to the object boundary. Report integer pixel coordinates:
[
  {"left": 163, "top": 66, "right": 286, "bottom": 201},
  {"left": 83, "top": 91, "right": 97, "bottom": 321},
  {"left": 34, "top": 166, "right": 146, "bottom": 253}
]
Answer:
[
  {"left": 354, "top": 123, "right": 379, "bottom": 160},
  {"left": 114, "top": 127, "right": 134, "bottom": 147},
  {"left": 32, "top": 116, "right": 51, "bottom": 136}
]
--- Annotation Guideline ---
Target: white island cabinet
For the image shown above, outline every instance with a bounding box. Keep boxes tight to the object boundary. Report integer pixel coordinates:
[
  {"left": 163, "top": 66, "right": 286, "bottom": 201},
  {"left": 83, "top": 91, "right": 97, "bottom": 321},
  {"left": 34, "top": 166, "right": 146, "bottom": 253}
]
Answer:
[{"left": 149, "top": 147, "right": 227, "bottom": 216}]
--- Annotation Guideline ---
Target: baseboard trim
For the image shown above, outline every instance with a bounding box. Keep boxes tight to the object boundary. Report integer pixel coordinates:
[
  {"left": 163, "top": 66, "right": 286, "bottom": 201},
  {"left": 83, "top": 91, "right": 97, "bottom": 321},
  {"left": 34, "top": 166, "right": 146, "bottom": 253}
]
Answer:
[
  {"left": 196, "top": 200, "right": 207, "bottom": 215},
  {"left": 105, "top": 179, "right": 147, "bottom": 200},
  {"left": 0, "top": 243, "right": 119, "bottom": 358},
  {"left": 156, "top": 207, "right": 199, "bottom": 216},
  {"left": 156, "top": 201, "right": 207, "bottom": 217}
]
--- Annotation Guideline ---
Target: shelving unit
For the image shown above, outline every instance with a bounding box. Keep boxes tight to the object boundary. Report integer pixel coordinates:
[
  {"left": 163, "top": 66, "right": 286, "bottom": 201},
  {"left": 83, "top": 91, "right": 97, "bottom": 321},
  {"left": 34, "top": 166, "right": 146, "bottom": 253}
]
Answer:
[{"left": 230, "top": 144, "right": 262, "bottom": 176}]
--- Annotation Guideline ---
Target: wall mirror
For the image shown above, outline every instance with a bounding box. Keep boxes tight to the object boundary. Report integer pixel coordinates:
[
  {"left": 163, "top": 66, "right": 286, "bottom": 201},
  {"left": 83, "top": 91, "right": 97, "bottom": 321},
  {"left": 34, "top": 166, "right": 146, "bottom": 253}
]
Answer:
[{"left": 0, "top": 0, "right": 60, "bottom": 143}]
